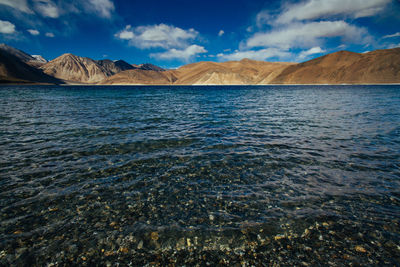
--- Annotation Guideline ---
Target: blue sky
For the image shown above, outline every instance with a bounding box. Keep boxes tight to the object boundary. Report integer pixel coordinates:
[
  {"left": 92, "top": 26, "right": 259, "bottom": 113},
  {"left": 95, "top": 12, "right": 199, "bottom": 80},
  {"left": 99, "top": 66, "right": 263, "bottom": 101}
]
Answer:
[{"left": 0, "top": 0, "right": 399, "bottom": 68}]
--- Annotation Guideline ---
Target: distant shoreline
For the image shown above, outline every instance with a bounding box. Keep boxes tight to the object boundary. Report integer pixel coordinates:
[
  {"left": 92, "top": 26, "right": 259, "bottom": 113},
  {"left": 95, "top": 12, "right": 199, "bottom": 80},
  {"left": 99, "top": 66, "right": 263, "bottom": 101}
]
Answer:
[{"left": 1, "top": 83, "right": 400, "bottom": 86}]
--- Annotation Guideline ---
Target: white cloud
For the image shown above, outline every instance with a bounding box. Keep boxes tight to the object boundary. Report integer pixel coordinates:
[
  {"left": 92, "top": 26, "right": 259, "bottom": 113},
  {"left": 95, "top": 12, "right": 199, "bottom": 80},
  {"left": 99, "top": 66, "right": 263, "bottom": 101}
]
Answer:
[
  {"left": 150, "top": 45, "right": 207, "bottom": 61},
  {"left": 0, "top": 0, "right": 32, "bottom": 13},
  {"left": 117, "top": 25, "right": 134, "bottom": 40},
  {"left": 383, "top": 32, "right": 400, "bottom": 38},
  {"left": 218, "top": 30, "right": 224, "bottom": 36},
  {"left": 85, "top": 0, "right": 115, "bottom": 19},
  {"left": 275, "top": 0, "right": 391, "bottom": 24},
  {"left": 115, "top": 24, "right": 199, "bottom": 49},
  {"left": 27, "top": 29, "right": 40, "bottom": 35},
  {"left": 34, "top": 0, "right": 60, "bottom": 18},
  {"left": 217, "top": 48, "right": 292, "bottom": 61},
  {"left": 45, "top": 32, "right": 54, "bottom": 37},
  {"left": 386, "top": 43, "right": 400, "bottom": 49},
  {"left": 247, "top": 21, "right": 368, "bottom": 49},
  {"left": 298, "top": 46, "right": 326, "bottom": 59},
  {"left": 0, "top": 20, "right": 16, "bottom": 34}
]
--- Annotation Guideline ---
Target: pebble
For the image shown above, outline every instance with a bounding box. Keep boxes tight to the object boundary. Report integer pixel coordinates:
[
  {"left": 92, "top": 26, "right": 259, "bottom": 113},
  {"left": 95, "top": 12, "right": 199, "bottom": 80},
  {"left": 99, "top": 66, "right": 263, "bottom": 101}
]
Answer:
[
  {"left": 137, "top": 240, "right": 143, "bottom": 250},
  {"left": 355, "top": 246, "right": 367, "bottom": 253},
  {"left": 151, "top": 231, "right": 159, "bottom": 241}
]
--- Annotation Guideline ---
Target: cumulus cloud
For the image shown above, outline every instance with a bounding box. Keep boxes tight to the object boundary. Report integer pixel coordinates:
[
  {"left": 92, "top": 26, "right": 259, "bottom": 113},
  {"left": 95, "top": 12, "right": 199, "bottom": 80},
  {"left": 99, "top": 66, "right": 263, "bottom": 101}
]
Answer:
[
  {"left": 274, "top": 0, "right": 391, "bottom": 24},
  {"left": 117, "top": 25, "right": 134, "bottom": 40},
  {"left": 33, "top": 0, "right": 59, "bottom": 18},
  {"left": 298, "top": 46, "right": 326, "bottom": 59},
  {"left": 45, "top": 32, "right": 54, "bottom": 37},
  {"left": 383, "top": 32, "right": 400, "bottom": 38},
  {"left": 218, "top": 30, "right": 224, "bottom": 36},
  {"left": 115, "top": 24, "right": 199, "bottom": 49},
  {"left": 217, "top": 48, "right": 292, "bottom": 61},
  {"left": 247, "top": 21, "right": 368, "bottom": 49},
  {"left": 0, "top": 0, "right": 32, "bottom": 13},
  {"left": 244, "top": 0, "right": 390, "bottom": 61},
  {"left": 151, "top": 45, "right": 207, "bottom": 61},
  {"left": 27, "top": 29, "right": 40, "bottom": 35},
  {"left": 0, "top": 20, "right": 16, "bottom": 34}
]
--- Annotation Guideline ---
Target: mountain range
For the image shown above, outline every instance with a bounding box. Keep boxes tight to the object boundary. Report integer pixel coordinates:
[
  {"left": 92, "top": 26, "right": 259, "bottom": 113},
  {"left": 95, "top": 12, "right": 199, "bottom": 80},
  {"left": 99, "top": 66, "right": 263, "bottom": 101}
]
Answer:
[{"left": 0, "top": 43, "right": 399, "bottom": 85}]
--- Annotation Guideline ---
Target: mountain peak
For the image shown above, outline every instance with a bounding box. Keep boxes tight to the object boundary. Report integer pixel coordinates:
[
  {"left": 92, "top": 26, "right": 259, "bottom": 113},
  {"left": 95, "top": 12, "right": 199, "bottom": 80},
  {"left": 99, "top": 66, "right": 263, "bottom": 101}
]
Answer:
[{"left": 139, "top": 63, "right": 165, "bottom": 71}]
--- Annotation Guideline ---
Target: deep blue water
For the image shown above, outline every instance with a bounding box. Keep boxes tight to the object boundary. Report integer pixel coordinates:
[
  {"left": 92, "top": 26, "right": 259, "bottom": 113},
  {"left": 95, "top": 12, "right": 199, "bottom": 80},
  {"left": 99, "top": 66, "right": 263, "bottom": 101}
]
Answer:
[{"left": 0, "top": 85, "right": 399, "bottom": 265}]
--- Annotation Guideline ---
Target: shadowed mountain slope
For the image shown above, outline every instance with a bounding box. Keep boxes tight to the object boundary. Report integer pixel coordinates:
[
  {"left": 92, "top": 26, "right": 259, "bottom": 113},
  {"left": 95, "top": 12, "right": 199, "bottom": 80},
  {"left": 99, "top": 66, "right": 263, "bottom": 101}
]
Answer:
[
  {"left": 0, "top": 48, "right": 62, "bottom": 84},
  {"left": 96, "top": 59, "right": 135, "bottom": 75}
]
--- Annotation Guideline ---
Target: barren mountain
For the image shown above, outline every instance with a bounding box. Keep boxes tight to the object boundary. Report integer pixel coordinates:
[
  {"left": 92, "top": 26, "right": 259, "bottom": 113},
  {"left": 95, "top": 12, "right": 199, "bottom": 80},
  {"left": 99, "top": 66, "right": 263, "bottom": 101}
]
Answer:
[
  {"left": 138, "top": 63, "right": 165, "bottom": 71},
  {"left": 0, "top": 43, "right": 48, "bottom": 67},
  {"left": 0, "top": 48, "right": 61, "bottom": 84},
  {"left": 100, "top": 69, "right": 177, "bottom": 85},
  {"left": 167, "top": 59, "right": 294, "bottom": 85},
  {"left": 41, "top": 53, "right": 113, "bottom": 83},
  {"left": 96, "top": 59, "right": 134, "bottom": 75},
  {"left": 1, "top": 43, "right": 399, "bottom": 85},
  {"left": 31, "top": 55, "right": 48, "bottom": 63},
  {"left": 271, "top": 48, "right": 400, "bottom": 84}
]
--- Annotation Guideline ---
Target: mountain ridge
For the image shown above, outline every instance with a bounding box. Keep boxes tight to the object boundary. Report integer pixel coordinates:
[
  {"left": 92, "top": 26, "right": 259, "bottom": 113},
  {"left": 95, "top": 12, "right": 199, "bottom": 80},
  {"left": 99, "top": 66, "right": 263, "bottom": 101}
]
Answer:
[{"left": 0, "top": 44, "right": 399, "bottom": 85}]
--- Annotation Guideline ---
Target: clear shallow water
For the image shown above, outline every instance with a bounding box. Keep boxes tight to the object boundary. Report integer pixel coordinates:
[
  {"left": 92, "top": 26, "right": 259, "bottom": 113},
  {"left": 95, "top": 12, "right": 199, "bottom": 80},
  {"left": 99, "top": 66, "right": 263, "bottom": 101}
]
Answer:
[{"left": 0, "top": 85, "right": 399, "bottom": 265}]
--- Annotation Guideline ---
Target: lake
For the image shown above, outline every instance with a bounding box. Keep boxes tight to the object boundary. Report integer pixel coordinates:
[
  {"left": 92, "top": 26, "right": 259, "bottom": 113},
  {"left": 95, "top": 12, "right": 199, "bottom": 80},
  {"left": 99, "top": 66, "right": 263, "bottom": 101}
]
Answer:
[{"left": 1, "top": 85, "right": 399, "bottom": 265}]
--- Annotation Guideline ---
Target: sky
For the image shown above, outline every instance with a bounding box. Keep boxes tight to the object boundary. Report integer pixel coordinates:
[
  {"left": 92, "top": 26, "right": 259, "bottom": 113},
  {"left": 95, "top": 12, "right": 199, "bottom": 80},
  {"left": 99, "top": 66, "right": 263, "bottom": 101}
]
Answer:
[{"left": 0, "top": 0, "right": 400, "bottom": 68}]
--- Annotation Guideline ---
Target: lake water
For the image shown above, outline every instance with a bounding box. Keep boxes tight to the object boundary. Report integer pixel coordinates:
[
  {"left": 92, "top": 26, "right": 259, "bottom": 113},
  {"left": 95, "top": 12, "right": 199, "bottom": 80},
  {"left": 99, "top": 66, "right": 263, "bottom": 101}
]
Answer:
[{"left": 1, "top": 85, "right": 399, "bottom": 265}]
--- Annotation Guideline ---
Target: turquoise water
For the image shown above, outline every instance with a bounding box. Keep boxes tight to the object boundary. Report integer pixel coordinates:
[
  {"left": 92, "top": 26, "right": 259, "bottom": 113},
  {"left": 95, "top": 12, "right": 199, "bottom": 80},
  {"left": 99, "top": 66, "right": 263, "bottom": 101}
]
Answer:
[{"left": 1, "top": 85, "right": 399, "bottom": 265}]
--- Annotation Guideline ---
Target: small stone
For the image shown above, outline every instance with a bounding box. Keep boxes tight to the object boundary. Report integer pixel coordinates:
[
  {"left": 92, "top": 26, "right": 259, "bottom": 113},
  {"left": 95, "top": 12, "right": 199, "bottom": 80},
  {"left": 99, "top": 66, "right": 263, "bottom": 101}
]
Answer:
[
  {"left": 355, "top": 245, "right": 367, "bottom": 253},
  {"left": 150, "top": 232, "right": 159, "bottom": 241},
  {"left": 137, "top": 240, "right": 143, "bottom": 249},
  {"left": 303, "top": 229, "right": 310, "bottom": 237},
  {"left": 104, "top": 251, "right": 114, "bottom": 256},
  {"left": 119, "top": 247, "right": 129, "bottom": 253}
]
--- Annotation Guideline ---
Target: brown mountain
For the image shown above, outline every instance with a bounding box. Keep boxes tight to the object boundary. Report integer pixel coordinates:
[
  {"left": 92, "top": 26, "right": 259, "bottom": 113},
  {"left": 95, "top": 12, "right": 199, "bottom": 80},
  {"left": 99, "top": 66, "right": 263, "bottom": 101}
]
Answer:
[
  {"left": 96, "top": 59, "right": 135, "bottom": 75},
  {"left": 100, "top": 59, "right": 294, "bottom": 85},
  {"left": 0, "top": 47, "right": 61, "bottom": 84},
  {"left": 0, "top": 43, "right": 48, "bottom": 67},
  {"left": 138, "top": 63, "right": 165, "bottom": 71},
  {"left": 271, "top": 48, "right": 400, "bottom": 84},
  {"left": 41, "top": 53, "right": 114, "bottom": 83},
  {"left": 100, "top": 69, "right": 177, "bottom": 85},
  {"left": 1, "top": 44, "right": 399, "bottom": 85},
  {"left": 173, "top": 59, "right": 294, "bottom": 85}
]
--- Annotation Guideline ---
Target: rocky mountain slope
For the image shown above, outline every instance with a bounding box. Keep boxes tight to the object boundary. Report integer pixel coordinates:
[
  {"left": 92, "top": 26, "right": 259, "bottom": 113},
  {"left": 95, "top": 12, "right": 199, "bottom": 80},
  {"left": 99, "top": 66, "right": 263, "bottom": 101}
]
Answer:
[
  {"left": 1, "top": 43, "right": 399, "bottom": 85},
  {"left": 96, "top": 59, "right": 134, "bottom": 75},
  {"left": 40, "top": 53, "right": 167, "bottom": 84},
  {"left": 100, "top": 69, "right": 177, "bottom": 85},
  {"left": 40, "top": 53, "right": 114, "bottom": 83},
  {"left": 271, "top": 48, "right": 400, "bottom": 84},
  {"left": 0, "top": 48, "right": 61, "bottom": 84},
  {"left": 101, "top": 59, "right": 294, "bottom": 85},
  {"left": 173, "top": 59, "right": 294, "bottom": 85},
  {"left": 0, "top": 44, "right": 48, "bottom": 67}
]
